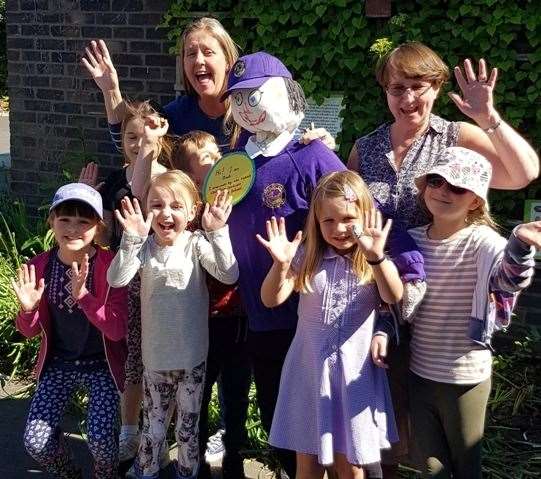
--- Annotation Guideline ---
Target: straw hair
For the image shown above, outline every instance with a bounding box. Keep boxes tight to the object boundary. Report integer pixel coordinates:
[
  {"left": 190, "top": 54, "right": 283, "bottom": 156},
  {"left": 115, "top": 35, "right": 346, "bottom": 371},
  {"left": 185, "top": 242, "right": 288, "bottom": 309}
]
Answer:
[
  {"left": 171, "top": 130, "right": 221, "bottom": 172},
  {"left": 144, "top": 170, "right": 201, "bottom": 213},
  {"left": 178, "top": 17, "right": 241, "bottom": 148},
  {"left": 122, "top": 100, "right": 173, "bottom": 168},
  {"left": 376, "top": 42, "right": 449, "bottom": 88},
  {"left": 296, "top": 171, "right": 375, "bottom": 294}
]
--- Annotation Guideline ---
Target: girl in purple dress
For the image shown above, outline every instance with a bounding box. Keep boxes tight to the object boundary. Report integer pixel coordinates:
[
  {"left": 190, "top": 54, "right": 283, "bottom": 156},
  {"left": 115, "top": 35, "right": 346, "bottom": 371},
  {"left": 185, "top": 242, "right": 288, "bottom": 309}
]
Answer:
[{"left": 257, "top": 171, "right": 402, "bottom": 479}]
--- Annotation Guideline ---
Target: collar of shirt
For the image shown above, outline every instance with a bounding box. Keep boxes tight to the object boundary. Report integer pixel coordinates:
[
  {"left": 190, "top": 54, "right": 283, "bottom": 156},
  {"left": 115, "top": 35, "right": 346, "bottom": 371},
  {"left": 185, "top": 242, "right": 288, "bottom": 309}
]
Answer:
[{"left": 244, "top": 130, "right": 295, "bottom": 159}]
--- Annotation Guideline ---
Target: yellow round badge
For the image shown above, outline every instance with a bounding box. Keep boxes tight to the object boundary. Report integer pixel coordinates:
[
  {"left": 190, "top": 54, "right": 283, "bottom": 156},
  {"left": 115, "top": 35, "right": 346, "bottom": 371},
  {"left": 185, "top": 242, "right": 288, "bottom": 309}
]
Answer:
[{"left": 202, "top": 152, "right": 256, "bottom": 205}]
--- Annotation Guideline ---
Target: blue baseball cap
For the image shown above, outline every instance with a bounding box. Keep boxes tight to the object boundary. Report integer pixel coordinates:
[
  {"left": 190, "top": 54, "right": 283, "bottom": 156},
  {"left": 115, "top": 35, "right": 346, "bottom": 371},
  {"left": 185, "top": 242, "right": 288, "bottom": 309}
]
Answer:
[
  {"left": 221, "top": 52, "right": 292, "bottom": 101},
  {"left": 50, "top": 183, "right": 103, "bottom": 219}
]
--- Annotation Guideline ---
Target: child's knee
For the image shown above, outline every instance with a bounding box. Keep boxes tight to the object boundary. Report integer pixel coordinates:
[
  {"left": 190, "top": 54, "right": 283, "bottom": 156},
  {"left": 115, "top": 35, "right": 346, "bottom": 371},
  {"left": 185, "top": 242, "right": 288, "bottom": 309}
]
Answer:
[{"left": 24, "top": 418, "right": 56, "bottom": 458}]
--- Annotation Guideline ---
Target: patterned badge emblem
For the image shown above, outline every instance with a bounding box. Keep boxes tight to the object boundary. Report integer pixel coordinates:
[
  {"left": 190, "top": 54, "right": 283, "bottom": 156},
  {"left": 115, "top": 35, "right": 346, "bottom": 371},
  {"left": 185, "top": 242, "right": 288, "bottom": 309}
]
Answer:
[
  {"left": 262, "top": 183, "right": 286, "bottom": 209},
  {"left": 233, "top": 60, "right": 246, "bottom": 77}
]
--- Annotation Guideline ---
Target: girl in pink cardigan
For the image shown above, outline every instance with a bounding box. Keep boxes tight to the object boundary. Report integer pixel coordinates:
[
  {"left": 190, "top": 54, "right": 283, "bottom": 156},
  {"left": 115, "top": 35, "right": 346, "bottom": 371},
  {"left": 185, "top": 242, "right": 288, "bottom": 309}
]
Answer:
[{"left": 12, "top": 183, "right": 128, "bottom": 479}]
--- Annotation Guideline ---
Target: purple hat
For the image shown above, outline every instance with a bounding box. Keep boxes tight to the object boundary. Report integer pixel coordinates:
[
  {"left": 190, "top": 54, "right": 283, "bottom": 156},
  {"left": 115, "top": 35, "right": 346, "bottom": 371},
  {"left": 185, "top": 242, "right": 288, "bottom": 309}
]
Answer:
[
  {"left": 221, "top": 52, "right": 292, "bottom": 101},
  {"left": 50, "top": 182, "right": 103, "bottom": 219}
]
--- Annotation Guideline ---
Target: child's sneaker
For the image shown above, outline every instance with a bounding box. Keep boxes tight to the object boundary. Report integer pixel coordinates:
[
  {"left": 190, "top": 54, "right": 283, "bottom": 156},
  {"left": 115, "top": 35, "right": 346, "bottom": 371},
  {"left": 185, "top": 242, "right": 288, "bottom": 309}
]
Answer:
[
  {"left": 119, "top": 432, "right": 141, "bottom": 462},
  {"left": 204, "top": 428, "right": 225, "bottom": 462}
]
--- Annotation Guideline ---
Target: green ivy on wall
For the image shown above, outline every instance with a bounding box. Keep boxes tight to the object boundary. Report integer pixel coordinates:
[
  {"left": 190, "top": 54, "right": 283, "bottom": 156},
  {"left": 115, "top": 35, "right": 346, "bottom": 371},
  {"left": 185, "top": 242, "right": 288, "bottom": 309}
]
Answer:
[{"left": 163, "top": 0, "right": 541, "bottom": 219}]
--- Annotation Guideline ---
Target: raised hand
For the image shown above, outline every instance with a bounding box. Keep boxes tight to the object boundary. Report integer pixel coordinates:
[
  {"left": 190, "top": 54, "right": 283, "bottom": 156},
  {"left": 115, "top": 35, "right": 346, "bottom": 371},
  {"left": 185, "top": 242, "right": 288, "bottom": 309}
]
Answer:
[
  {"left": 202, "top": 190, "right": 232, "bottom": 231},
  {"left": 71, "top": 254, "right": 90, "bottom": 301},
  {"left": 78, "top": 162, "right": 104, "bottom": 190},
  {"left": 81, "top": 39, "right": 119, "bottom": 92},
  {"left": 448, "top": 58, "right": 499, "bottom": 127},
  {"left": 515, "top": 221, "right": 541, "bottom": 249},
  {"left": 143, "top": 116, "right": 169, "bottom": 145},
  {"left": 256, "top": 216, "right": 302, "bottom": 266},
  {"left": 114, "top": 197, "right": 153, "bottom": 237},
  {"left": 11, "top": 264, "right": 45, "bottom": 312},
  {"left": 350, "top": 209, "right": 392, "bottom": 261}
]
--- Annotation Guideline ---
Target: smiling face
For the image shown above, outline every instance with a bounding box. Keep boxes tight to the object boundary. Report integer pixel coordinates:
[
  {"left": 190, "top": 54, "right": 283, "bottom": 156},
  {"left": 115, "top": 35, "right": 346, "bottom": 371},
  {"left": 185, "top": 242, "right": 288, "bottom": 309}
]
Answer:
[
  {"left": 183, "top": 30, "right": 230, "bottom": 100},
  {"left": 386, "top": 72, "right": 439, "bottom": 130},
  {"left": 423, "top": 181, "right": 482, "bottom": 225},
  {"left": 122, "top": 117, "right": 146, "bottom": 165},
  {"left": 146, "top": 184, "right": 197, "bottom": 246},
  {"left": 230, "top": 77, "right": 300, "bottom": 134},
  {"left": 317, "top": 196, "right": 361, "bottom": 255},
  {"left": 51, "top": 213, "right": 98, "bottom": 256}
]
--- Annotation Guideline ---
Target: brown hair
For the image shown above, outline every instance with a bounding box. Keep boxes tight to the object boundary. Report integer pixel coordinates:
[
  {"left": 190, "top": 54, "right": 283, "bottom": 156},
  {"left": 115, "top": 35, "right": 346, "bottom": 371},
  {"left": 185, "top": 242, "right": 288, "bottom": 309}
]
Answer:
[
  {"left": 296, "top": 171, "right": 374, "bottom": 294},
  {"left": 122, "top": 100, "right": 173, "bottom": 168},
  {"left": 171, "top": 130, "right": 221, "bottom": 172},
  {"left": 375, "top": 42, "right": 449, "bottom": 89}
]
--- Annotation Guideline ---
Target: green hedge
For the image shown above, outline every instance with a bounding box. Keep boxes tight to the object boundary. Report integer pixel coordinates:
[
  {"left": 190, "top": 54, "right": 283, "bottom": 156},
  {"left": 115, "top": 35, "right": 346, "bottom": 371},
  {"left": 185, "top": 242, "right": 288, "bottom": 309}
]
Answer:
[{"left": 164, "top": 0, "right": 541, "bottom": 219}]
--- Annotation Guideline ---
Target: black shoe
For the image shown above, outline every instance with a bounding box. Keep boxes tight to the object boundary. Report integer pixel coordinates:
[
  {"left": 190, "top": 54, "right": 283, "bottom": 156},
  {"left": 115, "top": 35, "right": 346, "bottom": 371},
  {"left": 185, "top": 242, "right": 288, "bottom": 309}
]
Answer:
[{"left": 222, "top": 453, "right": 246, "bottom": 479}]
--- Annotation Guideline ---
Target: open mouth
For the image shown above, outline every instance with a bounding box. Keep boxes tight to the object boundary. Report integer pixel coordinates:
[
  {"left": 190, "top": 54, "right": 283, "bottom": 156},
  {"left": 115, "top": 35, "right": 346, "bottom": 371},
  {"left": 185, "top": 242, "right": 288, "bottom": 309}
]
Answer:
[
  {"left": 401, "top": 106, "right": 419, "bottom": 115},
  {"left": 158, "top": 223, "right": 175, "bottom": 232},
  {"left": 195, "top": 72, "right": 212, "bottom": 84}
]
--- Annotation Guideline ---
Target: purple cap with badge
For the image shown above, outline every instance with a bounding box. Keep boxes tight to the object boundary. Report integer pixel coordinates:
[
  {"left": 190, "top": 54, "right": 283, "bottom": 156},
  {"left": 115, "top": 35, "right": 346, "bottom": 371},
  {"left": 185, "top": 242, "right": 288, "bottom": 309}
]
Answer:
[
  {"left": 50, "top": 182, "right": 103, "bottom": 219},
  {"left": 221, "top": 52, "right": 292, "bottom": 101}
]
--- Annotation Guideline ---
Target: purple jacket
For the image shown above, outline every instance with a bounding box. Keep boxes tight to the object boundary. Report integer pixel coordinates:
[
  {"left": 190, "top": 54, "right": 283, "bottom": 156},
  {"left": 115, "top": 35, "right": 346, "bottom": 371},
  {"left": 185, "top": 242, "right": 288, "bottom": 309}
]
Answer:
[{"left": 16, "top": 248, "right": 128, "bottom": 392}]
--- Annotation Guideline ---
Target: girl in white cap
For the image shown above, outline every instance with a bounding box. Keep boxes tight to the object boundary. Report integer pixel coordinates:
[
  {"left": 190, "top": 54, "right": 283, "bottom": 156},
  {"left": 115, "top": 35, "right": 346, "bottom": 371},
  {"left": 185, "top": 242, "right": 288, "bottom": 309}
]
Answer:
[
  {"left": 404, "top": 146, "right": 540, "bottom": 478},
  {"left": 12, "top": 183, "right": 128, "bottom": 479}
]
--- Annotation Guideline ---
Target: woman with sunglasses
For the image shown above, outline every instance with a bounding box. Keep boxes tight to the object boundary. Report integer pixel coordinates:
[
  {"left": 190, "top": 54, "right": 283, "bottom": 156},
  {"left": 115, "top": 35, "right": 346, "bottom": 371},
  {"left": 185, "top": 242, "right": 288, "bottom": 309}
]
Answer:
[
  {"left": 347, "top": 42, "right": 538, "bottom": 478},
  {"left": 406, "top": 146, "right": 539, "bottom": 478}
]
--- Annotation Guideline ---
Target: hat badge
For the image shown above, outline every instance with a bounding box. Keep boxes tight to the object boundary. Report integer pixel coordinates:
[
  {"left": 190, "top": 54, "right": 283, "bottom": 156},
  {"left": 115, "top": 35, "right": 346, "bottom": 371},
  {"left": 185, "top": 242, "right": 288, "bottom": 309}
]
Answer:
[{"left": 233, "top": 60, "right": 246, "bottom": 77}]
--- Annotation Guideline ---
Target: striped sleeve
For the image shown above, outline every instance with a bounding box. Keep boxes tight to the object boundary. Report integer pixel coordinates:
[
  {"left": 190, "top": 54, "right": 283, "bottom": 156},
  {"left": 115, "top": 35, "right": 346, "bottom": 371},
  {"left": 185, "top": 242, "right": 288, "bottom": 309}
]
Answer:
[
  {"left": 109, "top": 122, "right": 123, "bottom": 153},
  {"left": 490, "top": 229, "right": 536, "bottom": 294}
]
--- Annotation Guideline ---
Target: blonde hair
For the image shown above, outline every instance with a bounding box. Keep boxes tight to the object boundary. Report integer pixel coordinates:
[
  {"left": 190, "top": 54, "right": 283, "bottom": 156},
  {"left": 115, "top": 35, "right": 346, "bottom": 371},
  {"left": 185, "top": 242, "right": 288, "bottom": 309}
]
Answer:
[
  {"left": 417, "top": 184, "right": 499, "bottom": 230},
  {"left": 296, "top": 171, "right": 375, "bottom": 293},
  {"left": 178, "top": 17, "right": 241, "bottom": 148},
  {"left": 144, "top": 170, "right": 201, "bottom": 213},
  {"left": 171, "top": 130, "right": 221, "bottom": 172},
  {"left": 122, "top": 100, "right": 173, "bottom": 168},
  {"left": 375, "top": 42, "right": 449, "bottom": 89}
]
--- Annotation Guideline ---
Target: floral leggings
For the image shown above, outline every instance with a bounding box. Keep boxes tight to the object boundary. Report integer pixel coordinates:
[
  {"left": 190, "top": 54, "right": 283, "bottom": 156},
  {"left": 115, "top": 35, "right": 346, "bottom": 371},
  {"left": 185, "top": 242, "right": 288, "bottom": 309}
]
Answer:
[
  {"left": 23, "top": 361, "right": 119, "bottom": 479},
  {"left": 132, "top": 362, "right": 206, "bottom": 479}
]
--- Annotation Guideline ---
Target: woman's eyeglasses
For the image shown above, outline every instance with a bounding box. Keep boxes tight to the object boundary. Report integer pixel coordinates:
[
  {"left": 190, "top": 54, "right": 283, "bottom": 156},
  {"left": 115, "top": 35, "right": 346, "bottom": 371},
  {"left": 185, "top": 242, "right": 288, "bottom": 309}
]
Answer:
[
  {"left": 386, "top": 84, "right": 432, "bottom": 98},
  {"left": 425, "top": 174, "right": 468, "bottom": 195}
]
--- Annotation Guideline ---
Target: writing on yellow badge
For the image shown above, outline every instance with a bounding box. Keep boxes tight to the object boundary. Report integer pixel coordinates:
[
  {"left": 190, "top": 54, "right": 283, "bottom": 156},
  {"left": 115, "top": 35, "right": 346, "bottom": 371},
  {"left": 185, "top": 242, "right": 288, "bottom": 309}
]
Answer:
[{"left": 203, "top": 152, "right": 255, "bottom": 205}]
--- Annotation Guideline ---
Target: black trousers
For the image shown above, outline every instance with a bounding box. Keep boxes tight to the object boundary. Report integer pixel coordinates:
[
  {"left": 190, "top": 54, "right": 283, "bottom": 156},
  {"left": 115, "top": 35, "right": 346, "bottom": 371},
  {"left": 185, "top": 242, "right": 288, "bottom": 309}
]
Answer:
[
  {"left": 247, "top": 328, "right": 297, "bottom": 479},
  {"left": 198, "top": 315, "right": 252, "bottom": 477}
]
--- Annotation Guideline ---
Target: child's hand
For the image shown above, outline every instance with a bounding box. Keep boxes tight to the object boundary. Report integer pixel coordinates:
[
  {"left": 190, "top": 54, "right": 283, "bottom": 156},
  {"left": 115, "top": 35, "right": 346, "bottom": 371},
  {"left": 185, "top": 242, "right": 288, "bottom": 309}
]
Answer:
[
  {"left": 371, "top": 334, "right": 389, "bottom": 369},
  {"left": 81, "top": 40, "right": 119, "bottom": 93},
  {"left": 71, "top": 254, "right": 90, "bottom": 301},
  {"left": 115, "top": 197, "right": 153, "bottom": 237},
  {"left": 142, "top": 116, "right": 169, "bottom": 145},
  {"left": 11, "top": 264, "right": 45, "bottom": 313},
  {"left": 515, "top": 221, "right": 541, "bottom": 249},
  {"left": 202, "top": 190, "right": 232, "bottom": 231},
  {"left": 256, "top": 216, "right": 302, "bottom": 266},
  {"left": 350, "top": 209, "right": 392, "bottom": 261},
  {"left": 78, "top": 162, "right": 104, "bottom": 191}
]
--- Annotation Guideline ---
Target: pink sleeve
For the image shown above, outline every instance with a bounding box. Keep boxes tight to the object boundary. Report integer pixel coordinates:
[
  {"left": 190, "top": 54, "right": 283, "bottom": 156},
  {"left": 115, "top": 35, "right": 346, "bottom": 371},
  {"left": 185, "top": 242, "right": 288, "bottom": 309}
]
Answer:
[
  {"left": 77, "top": 285, "right": 128, "bottom": 341},
  {"left": 15, "top": 309, "right": 42, "bottom": 338}
]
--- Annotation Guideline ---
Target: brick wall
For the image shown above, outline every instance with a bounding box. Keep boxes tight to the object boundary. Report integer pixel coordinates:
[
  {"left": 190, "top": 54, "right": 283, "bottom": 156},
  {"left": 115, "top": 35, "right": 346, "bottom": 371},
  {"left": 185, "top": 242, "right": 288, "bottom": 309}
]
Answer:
[{"left": 6, "top": 0, "right": 176, "bottom": 213}]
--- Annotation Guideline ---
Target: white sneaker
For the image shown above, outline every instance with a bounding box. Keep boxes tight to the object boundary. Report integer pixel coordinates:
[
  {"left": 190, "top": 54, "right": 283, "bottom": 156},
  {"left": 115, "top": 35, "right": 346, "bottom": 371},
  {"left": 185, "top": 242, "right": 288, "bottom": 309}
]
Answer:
[
  {"left": 119, "top": 433, "right": 140, "bottom": 462},
  {"left": 205, "top": 428, "right": 226, "bottom": 462}
]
